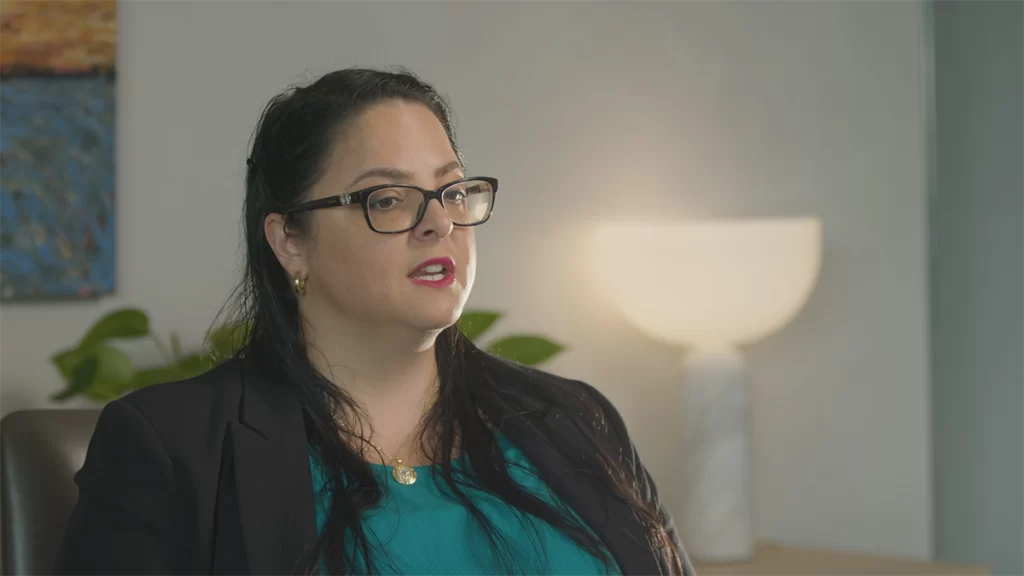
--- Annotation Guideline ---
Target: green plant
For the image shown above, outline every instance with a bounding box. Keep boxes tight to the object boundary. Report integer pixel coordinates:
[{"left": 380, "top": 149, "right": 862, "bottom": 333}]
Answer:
[
  {"left": 456, "top": 311, "right": 565, "bottom": 365},
  {"left": 52, "top": 307, "right": 564, "bottom": 402},
  {"left": 50, "top": 308, "right": 250, "bottom": 402}
]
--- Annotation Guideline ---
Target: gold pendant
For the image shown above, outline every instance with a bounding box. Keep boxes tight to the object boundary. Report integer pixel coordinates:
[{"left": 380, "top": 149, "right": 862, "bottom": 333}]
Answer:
[{"left": 391, "top": 460, "right": 417, "bottom": 485}]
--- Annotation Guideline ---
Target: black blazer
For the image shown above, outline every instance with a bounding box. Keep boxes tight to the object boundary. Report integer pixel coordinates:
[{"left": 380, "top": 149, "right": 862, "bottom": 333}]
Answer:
[{"left": 53, "top": 354, "right": 694, "bottom": 575}]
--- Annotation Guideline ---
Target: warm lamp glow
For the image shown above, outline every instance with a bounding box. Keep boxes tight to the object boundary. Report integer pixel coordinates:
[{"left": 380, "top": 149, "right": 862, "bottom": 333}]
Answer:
[{"left": 593, "top": 218, "right": 822, "bottom": 347}]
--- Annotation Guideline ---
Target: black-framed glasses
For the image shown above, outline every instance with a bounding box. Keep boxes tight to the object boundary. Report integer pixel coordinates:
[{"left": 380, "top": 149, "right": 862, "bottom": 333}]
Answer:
[{"left": 285, "top": 177, "right": 498, "bottom": 234}]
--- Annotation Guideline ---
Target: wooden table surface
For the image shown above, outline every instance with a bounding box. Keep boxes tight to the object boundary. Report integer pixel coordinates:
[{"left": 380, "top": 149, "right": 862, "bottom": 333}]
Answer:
[{"left": 692, "top": 542, "right": 990, "bottom": 575}]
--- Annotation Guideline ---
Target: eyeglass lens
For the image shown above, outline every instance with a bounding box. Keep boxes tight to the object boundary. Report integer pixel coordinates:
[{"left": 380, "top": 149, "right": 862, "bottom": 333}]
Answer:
[{"left": 365, "top": 179, "right": 494, "bottom": 232}]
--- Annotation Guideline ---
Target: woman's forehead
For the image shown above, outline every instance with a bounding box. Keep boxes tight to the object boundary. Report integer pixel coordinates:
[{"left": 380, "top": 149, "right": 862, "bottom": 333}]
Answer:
[{"left": 329, "top": 101, "right": 459, "bottom": 180}]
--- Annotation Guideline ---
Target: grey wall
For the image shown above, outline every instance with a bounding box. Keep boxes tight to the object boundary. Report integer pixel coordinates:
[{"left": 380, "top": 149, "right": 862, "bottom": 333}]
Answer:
[{"left": 930, "top": 1, "right": 1024, "bottom": 574}]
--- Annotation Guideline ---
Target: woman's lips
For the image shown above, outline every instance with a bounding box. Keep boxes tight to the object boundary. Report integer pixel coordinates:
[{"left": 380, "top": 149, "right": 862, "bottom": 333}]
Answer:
[{"left": 409, "top": 256, "right": 456, "bottom": 288}]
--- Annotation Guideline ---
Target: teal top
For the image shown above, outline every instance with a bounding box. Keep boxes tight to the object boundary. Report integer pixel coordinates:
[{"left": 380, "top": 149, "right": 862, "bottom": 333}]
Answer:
[{"left": 308, "top": 434, "right": 619, "bottom": 575}]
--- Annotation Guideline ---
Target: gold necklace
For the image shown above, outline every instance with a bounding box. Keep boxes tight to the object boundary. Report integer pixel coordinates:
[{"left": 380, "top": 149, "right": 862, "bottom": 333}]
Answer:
[
  {"left": 363, "top": 439, "right": 419, "bottom": 485},
  {"left": 336, "top": 380, "right": 440, "bottom": 486}
]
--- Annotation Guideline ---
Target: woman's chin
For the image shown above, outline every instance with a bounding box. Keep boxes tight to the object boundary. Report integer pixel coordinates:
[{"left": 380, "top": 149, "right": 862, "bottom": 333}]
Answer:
[
  {"left": 403, "top": 285, "right": 467, "bottom": 329},
  {"left": 405, "top": 302, "right": 464, "bottom": 333}
]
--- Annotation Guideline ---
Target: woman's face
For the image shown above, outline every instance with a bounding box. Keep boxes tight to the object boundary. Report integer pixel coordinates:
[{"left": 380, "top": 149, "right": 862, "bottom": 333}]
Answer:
[{"left": 268, "top": 100, "right": 476, "bottom": 334}]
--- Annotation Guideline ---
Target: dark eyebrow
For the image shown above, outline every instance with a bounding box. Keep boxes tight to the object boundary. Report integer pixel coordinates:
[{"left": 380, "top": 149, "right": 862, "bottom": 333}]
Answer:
[{"left": 348, "top": 161, "right": 464, "bottom": 189}]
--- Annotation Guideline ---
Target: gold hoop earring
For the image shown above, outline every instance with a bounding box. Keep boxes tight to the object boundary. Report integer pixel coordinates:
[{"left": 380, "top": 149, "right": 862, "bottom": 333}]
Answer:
[{"left": 292, "top": 274, "right": 307, "bottom": 297}]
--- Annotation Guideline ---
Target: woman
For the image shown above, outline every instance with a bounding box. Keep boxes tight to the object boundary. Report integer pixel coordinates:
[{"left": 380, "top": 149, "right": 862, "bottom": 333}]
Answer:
[{"left": 54, "top": 68, "right": 694, "bottom": 576}]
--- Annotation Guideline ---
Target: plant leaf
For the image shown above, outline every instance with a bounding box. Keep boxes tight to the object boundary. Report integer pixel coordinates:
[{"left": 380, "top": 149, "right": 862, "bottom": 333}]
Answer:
[
  {"left": 51, "top": 345, "right": 135, "bottom": 402},
  {"left": 458, "top": 311, "right": 502, "bottom": 341},
  {"left": 79, "top": 308, "right": 150, "bottom": 349},
  {"left": 486, "top": 335, "right": 565, "bottom": 366},
  {"left": 128, "top": 366, "right": 181, "bottom": 391},
  {"left": 85, "top": 381, "right": 127, "bottom": 402},
  {"left": 176, "top": 353, "right": 213, "bottom": 376},
  {"left": 82, "top": 345, "right": 136, "bottom": 401},
  {"left": 51, "top": 356, "right": 99, "bottom": 401},
  {"left": 205, "top": 321, "right": 252, "bottom": 362},
  {"left": 51, "top": 347, "right": 87, "bottom": 379},
  {"left": 128, "top": 354, "right": 210, "bottom": 391}
]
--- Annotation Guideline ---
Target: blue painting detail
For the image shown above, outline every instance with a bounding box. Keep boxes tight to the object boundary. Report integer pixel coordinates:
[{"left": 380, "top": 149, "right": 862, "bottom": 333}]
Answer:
[{"left": 0, "top": 74, "right": 115, "bottom": 300}]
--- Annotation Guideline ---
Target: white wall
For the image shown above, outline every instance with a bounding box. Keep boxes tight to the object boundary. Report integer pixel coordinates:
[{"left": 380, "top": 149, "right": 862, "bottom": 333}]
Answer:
[{"left": 0, "top": 0, "right": 932, "bottom": 559}]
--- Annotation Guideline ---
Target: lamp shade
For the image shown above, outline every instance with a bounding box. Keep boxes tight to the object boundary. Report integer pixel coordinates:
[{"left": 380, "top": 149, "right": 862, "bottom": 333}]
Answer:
[{"left": 593, "top": 218, "right": 822, "bottom": 347}]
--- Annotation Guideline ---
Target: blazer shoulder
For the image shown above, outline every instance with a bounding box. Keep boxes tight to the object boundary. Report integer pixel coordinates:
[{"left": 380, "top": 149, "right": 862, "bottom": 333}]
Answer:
[
  {"left": 480, "top": 353, "right": 628, "bottom": 440},
  {"left": 552, "top": 375, "right": 630, "bottom": 442},
  {"left": 115, "top": 358, "right": 244, "bottom": 446}
]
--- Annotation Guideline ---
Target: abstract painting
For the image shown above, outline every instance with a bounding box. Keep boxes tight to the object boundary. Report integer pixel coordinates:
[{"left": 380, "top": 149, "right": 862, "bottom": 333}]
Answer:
[{"left": 0, "top": 0, "right": 117, "bottom": 300}]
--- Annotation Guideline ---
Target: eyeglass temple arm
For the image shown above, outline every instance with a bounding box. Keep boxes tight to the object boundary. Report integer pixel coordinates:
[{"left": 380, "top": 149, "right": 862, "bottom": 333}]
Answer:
[{"left": 286, "top": 193, "right": 357, "bottom": 214}]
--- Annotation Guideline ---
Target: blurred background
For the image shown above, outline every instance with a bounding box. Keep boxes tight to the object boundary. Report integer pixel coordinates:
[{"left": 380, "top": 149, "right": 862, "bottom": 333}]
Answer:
[{"left": 0, "top": 0, "right": 1020, "bottom": 574}]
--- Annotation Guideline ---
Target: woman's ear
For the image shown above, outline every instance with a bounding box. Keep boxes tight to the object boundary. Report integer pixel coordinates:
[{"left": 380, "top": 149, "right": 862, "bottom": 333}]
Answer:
[{"left": 264, "top": 213, "right": 306, "bottom": 277}]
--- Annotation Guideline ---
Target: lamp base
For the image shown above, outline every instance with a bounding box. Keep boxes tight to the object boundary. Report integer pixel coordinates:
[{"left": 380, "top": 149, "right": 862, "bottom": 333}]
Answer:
[{"left": 679, "top": 346, "right": 754, "bottom": 562}]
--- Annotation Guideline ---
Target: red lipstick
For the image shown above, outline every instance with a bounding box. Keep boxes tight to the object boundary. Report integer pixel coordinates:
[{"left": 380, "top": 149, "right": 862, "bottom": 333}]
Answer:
[{"left": 409, "top": 257, "right": 456, "bottom": 288}]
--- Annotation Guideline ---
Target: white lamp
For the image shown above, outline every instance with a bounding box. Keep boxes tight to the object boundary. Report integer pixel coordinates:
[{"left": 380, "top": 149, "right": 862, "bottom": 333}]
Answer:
[{"left": 593, "top": 218, "right": 822, "bottom": 562}]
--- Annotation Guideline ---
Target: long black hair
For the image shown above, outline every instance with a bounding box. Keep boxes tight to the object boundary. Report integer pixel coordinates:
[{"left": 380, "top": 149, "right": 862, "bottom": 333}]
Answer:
[{"left": 222, "top": 67, "right": 682, "bottom": 575}]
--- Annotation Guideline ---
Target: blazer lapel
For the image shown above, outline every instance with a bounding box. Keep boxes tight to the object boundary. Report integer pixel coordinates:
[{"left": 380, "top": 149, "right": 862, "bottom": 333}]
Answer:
[
  {"left": 231, "top": 357, "right": 317, "bottom": 575},
  {"left": 483, "top": 396, "right": 663, "bottom": 575}
]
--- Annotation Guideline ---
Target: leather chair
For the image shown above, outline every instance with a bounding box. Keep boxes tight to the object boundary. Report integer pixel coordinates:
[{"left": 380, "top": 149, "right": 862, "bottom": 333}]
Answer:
[{"left": 1, "top": 410, "right": 101, "bottom": 575}]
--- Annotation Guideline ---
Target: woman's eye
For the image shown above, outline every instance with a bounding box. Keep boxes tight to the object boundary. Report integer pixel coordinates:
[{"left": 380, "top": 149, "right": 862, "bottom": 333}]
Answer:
[
  {"left": 369, "top": 197, "right": 401, "bottom": 210},
  {"left": 445, "top": 190, "right": 467, "bottom": 204}
]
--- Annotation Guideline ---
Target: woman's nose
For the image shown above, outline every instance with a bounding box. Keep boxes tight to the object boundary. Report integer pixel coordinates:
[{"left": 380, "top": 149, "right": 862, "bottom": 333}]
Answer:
[{"left": 412, "top": 198, "right": 454, "bottom": 240}]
